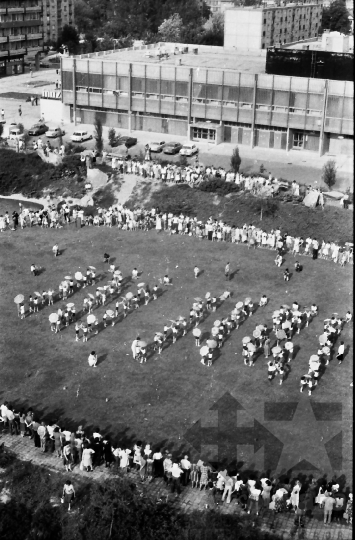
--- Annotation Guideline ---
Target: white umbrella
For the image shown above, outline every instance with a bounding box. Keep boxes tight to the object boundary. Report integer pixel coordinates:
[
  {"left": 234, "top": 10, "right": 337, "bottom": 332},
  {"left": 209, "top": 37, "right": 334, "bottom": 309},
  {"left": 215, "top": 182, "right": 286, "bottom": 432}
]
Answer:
[
  {"left": 66, "top": 303, "right": 75, "bottom": 309},
  {"left": 253, "top": 329, "right": 261, "bottom": 338},
  {"left": 205, "top": 292, "right": 211, "bottom": 299},
  {"left": 242, "top": 336, "right": 251, "bottom": 344},
  {"left": 106, "top": 310, "right": 115, "bottom": 318},
  {"left": 211, "top": 327, "right": 219, "bottom": 336},
  {"left": 236, "top": 302, "right": 243, "bottom": 309},
  {"left": 310, "top": 354, "right": 319, "bottom": 362},
  {"left": 192, "top": 328, "right": 201, "bottom": 337},
  {"left": 65, "top": 276, "right": 73, "bottom": 280},
  {"left": 319, "top": 334, "right": 327, "bottom": 345},
  {"left": 273, "top": 310, "right": 280, "bottom": 318},
  {"left": 322, "top": 346, "right": 330, "bottom": 354},
  {"left": 97, "top": 287, "right": 105, "bottom": 291},
  {"left": 282, "top": 321, "right": 292, "bottom": 329},
  {"left": 272, "top": 346, "right": 282, "bottom": 354},
  {"left": 75, "top": 272, "right": 83, "bottom": 280},
  {"left": 138, "top": 282, "right": 145, "bottom": 288},
  {"left": 34, "top": 291, "right": 42, "bottom": 298},
  {"left": 88, "top": 266, "right": 96, "bottom": 271},
  {"left": 49, "top": 313, "right": 58, "bottom": 323},
  {"left": 213, "top": 320, "right": 221, "bottom": 327},
  {"left": 244, "top": 297, "right": 252, "bottom": 304},
  {"left": 137, "top": 340, "right": 147, "bottom": 348},
  {"left": 87, "top": 314, "right": 96, "bottom": 324},
  {"left": 200, "top": 346, "right": 209, "bottom": 356},
  {"left": 87, "top": 293, "right": 95, "bottom": 300},
  {"left": 14, "top": 294, "right": 24, "bottom": 304},
  {"left": 126, "top": 292, "right": 133, "bottom": 299},
  {"left": 247, "top": 343, "right": 256, "bottom": 352},
  {"left": 285, "top": 342, "right": 293, "bottom": 350},
  {"left": 206, "top": 339, "right": 217, "bottom": 349}
]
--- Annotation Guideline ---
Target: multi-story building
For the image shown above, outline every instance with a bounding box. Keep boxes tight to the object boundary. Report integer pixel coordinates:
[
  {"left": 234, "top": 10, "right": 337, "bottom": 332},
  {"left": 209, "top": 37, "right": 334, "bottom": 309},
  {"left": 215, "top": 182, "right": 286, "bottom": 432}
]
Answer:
[
  {"left": 43, "top": 0, "right": 74, "bottom": 44},
  {"left": 0, "top": 0, "right": 44, "bottom": 76},
  {"left": 204, "top": 0, "right": 234, "bottom": 14},
  {"left": 52, "top": 43, "right": 353, "bottom": 157},
  {"left": 224, "top": 2, "right": 323, "bottom": 50}
]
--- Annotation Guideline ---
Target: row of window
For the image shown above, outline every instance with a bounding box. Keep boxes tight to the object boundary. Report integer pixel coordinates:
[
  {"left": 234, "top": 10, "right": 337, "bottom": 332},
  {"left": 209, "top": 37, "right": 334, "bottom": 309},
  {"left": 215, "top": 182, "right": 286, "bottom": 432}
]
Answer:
[{"left": 0, "top": 13, "right": 40, "bottom": 21}]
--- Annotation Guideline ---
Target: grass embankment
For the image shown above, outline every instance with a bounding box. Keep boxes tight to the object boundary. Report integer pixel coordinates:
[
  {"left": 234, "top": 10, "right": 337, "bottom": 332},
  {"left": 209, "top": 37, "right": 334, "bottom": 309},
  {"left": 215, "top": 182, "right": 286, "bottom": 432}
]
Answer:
[
  {"left": 147, "top": 185, "right": 353, "bottom": 243},
  {"left": 0, "top": 149, "right": 86, "bottom": 199}
]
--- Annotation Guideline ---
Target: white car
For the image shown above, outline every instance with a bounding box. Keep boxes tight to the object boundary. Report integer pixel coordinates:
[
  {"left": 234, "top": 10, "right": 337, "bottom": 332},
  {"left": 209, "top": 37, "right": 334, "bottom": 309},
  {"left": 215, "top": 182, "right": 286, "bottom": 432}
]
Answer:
[
  {"left": 8, "top": 127, "right": 24, "bottom": 141},
  {"left": 149, "top": 141, "right": 165, "bottom": 152},
  {"left": 46, "top": 126, "right": 65, "bottom": 138},
  {"left": 179, "top": 143, "right": 198, "bottom": 156},
  {"left": 71, "top": 130, "right": 93, "bottom": 143}
]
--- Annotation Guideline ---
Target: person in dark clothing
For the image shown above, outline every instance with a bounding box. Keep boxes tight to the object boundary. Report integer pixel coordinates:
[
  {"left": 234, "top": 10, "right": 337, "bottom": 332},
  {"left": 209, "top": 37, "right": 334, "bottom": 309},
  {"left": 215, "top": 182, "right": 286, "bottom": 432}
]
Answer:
[{"left": 103, "top": 439, "right": 113, "bottom": 468}]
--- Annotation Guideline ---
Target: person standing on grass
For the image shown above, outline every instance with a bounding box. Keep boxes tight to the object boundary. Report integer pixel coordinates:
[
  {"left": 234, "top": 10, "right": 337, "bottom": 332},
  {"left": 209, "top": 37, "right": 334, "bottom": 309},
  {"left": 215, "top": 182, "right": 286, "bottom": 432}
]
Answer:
[
  {"left": 131, "top": 337, "right": 140, "bottom": 359},
  {"left": 224, "top": 262, "right": 230, "bottom": 281},
  {"left": 337, "top": 341, "right": 345, "bottom": 364},
  {"left": 18, "top": 105, "right": 22, "bottom": 117},
  {"left": 324, "top": 493, "right": 336, "bottom": 525},
  {"left": 37, "top": 422, "right": 47, "bottom": 452},
  {"left": 88, "top": 351, "right": 97, "bottom": 367},
  {"left": 62, "top": 480, "right": 75, "bottom": 511}
]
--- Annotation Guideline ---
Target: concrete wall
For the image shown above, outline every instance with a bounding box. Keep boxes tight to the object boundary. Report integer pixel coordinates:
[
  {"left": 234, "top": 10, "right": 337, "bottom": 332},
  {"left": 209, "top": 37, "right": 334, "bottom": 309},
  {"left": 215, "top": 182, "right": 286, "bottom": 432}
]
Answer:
[
  {"left": 40, "top": 98, "right": 65, "bottom": 124},
  {"left": 224, "top": 10, "right": 263, "bottom": 50},
  {"left": 328, "top": 134, "right": 354, "bottom": 156}
]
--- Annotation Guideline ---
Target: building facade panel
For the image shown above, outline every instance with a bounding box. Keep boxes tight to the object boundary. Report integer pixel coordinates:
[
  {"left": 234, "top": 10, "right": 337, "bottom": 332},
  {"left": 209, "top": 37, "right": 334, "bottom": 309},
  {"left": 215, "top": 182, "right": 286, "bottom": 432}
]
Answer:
[{"left": 61, "top": 54, "right": 353, "bottom": 156}]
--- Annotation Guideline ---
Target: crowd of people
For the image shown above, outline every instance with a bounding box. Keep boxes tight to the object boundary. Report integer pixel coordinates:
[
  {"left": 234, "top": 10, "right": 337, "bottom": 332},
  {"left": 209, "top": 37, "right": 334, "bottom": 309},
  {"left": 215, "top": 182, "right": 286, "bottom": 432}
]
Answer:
[
  {"left": 0, "top": 203, "right": 353, "bottom": 268},
  {"left": 0, "top": 402, "right": 352, "bottom": 524}
]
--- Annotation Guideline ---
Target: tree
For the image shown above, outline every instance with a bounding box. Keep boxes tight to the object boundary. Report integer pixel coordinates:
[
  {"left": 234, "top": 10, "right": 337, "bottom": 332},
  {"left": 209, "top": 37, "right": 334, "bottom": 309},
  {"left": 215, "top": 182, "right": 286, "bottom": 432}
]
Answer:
[
  {"left": 251, "top": 197, "right": 279, "bottom": 221},
  {"left": 22, "top": 130, "right": 31, "bottom": 152},
  {"left": 0, "top": 123, "right": 3, "bottom": 138},
  {"left": 321, "top": 0, "right": 351, "bottom": 34},
  {"left": 108, "top": 127, "right": 119, "bottom": 147},
  {"left": 57, "top": 24, "right": 80, "bottom": 54},
  {"left": 322, "top": 159, "right": 337, "bottom": 189},
  {"left": 230, "top": 146, "right": 241, "bottom": 174},
  {"left": 94, "top": 115, "right": 104, "bottom": 154},
  {"left": 200, "top": 12, "right": 224, "bottom": 45},
  {"left": 17, "top": 123, "right": 24, "bottom": 134},
  {"left": 158, "top": 13, "right": 183, "bottom": 42}
]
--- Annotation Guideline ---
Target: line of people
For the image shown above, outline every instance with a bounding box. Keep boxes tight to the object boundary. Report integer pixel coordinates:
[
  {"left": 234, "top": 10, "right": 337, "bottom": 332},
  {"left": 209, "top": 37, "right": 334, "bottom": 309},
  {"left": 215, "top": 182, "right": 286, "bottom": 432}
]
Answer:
[{"left": 1, "top": 201, "right": 353, "bottom": 269}]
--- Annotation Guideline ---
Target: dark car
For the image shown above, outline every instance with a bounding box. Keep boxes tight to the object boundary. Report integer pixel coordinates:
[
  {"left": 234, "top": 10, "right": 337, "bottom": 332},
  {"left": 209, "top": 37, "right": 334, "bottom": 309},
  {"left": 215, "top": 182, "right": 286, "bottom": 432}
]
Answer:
[
  {"left": 118, "top": 136, "right": 137, "bottom": 148},
  {"left": 28, "top": 123, "right": 48, "bottom": 136},
  {"left": 163, "top": 142, "right": 182, "bottom": 155}
]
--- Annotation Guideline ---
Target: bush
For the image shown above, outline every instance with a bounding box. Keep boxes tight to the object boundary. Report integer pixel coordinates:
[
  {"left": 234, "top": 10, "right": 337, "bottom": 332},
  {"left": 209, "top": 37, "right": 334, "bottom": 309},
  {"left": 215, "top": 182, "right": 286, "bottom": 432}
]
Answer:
[
  {"left": 64, "top": 142, "right": 86, "bottom": 155},
  {"left": 94, "top": 115, "right": 103, "bottom": 154},
  {"left": 198, "top": 178, "right": 240, "bottom": 195},
  {"left": 230, "top": 146, "right": 241, "bottom": 173}
]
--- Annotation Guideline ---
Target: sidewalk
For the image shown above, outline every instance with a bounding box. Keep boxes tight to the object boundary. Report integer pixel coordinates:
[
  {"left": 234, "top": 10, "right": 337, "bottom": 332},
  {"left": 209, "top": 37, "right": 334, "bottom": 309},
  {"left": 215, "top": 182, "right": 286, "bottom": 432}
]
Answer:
[{"left": 1, "top": 432, "right": 352, "bottom": 539}]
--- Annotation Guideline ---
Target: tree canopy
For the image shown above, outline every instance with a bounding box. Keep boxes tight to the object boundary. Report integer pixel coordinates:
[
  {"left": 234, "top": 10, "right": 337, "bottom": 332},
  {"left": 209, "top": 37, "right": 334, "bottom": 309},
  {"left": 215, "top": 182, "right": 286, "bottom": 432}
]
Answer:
[{"left": 321, "top": 0, "right": 351, "bottom": 34}]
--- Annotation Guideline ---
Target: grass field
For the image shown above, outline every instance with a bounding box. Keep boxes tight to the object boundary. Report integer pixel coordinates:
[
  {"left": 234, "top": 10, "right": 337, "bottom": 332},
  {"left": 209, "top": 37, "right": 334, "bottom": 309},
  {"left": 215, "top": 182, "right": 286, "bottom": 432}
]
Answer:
[{"left": 0, "top": 225, "right": 352, "bottom": 484}]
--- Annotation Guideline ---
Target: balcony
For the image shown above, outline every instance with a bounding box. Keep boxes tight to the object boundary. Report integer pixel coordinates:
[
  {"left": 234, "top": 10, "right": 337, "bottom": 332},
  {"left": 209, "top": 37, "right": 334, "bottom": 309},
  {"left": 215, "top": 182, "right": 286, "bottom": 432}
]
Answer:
[
  {"left": 26, "top": 5, "right": 42, "bottom": 11},
  {"left": 27, "top": 33, "right": 42, "bottom": 39},
  {"left": 7, "top": 7, "right": 25, "bottom": 13},
  {"left": 0, "top": 36, "right": 8, "bottom": 43},
  {"left": 0, "top": 8, "right": 7, "bottom": 14},
  {"left": 0, "top": 50, "right": 9, "bottom": 57},
  {"left": 9, "top": 35, "right": 26, "bottom": 42},
  {"left": 26, "top": 45, "right": 43, "bottom": 52},
  {"left": 9, "top": 48, "right": 26, "bottom": 55}
]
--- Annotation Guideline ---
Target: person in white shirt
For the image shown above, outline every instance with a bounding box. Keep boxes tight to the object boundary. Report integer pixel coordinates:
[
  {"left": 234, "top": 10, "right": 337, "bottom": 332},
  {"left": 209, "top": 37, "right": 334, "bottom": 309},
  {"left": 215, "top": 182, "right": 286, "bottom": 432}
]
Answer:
[
  {"left": 259, "top": 295, "right": 268, "bottom": 307},
  {"left": 337, "top": 341, "right": 345, "bottom": 364},
  {"left": 345, "top": 311, "right": 352, "bottom": 324},
  {"left": 170, "top": 463, "right": 183, "bottom": 495},
  {"left": 88, "top": 351, "right": 97, "bottom": 367},
  {"left": 180, "top": 455, "right": 191, "bottom": 486}
]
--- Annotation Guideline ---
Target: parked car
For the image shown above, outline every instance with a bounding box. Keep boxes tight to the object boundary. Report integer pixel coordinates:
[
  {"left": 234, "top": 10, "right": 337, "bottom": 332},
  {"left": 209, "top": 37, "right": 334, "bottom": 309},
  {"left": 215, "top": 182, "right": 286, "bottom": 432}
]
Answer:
[
  {"left": 71, "top": 130, "right": 93, "bottom": 143},
  {"left": 179, "top": 143, "right": 198, "bottom": 156},
  {"left": 149, "top": 141, "right": 165, "bottom": 152},
  {"left": 28, "top": 123, "right": 48, "bottom": 136},
  {"left": 8, "top": 127, "right": 24, "bottom": 141},
  {"left": 46, "top": 126, "right": 65, "bottom": 138},
  {"left": 118, "top": 135, "right": 137, "bottom": 148},
  {"left": 163, "top": 142, "right": 182, "bottom": 155}
]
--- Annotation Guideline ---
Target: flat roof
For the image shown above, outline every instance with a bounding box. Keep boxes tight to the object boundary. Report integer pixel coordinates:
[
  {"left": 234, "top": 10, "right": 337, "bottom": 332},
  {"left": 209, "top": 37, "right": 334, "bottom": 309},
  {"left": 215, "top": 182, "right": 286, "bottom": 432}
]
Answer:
[{"left": 99, "top": 48, "right": 266, "bottom": 75}]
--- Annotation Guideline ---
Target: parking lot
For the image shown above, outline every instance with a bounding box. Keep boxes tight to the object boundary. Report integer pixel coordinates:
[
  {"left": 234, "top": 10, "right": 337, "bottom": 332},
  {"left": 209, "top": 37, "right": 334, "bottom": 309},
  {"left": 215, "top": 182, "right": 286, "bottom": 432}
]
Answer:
[{"left": 0, "top": 68, "right": 353, "bottom": 189}]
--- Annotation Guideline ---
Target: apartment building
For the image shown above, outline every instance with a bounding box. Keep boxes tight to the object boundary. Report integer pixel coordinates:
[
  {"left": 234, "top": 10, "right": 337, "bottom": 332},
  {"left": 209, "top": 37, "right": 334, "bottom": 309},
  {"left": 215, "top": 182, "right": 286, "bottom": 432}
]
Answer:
[
  {"left": 224, "top": 1, "right": 323, "bottom": 50},
  {"left": 43, "top": 0, "right": 74, "bottom": 44},
  {"left": 0, "top": 0, "right": 44, "bottom": 76}
]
